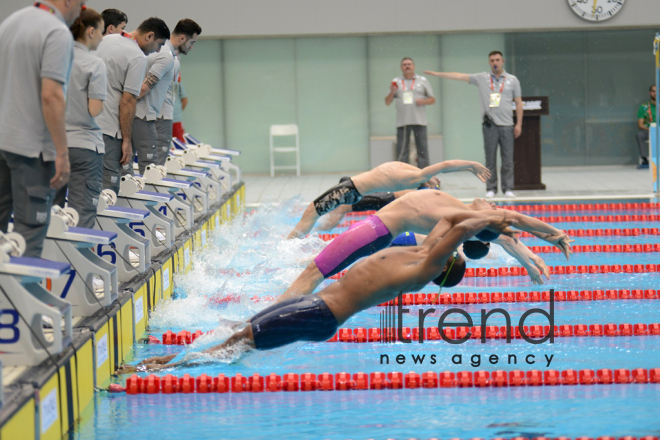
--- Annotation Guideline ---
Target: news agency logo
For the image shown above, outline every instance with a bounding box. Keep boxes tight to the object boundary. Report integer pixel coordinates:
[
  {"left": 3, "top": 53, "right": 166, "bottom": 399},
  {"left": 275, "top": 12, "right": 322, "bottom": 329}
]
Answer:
[{"left": 379, "top": 289, "right": 555, "bottom": 345}]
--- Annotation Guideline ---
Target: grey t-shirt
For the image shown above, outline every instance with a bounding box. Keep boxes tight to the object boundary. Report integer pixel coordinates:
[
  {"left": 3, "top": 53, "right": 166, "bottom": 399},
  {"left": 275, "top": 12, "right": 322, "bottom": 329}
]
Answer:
[
  {"left": 66, "top": 42, "right": 107, "bottom": 153},
  {"left": 95, "top": 33, "right": 147, "bottom": 138},
  {"left": 137, "top": 39, "right": 175, "bottom": 121},
  {"left": 392, "top": 74, "right": 434, "bottom": 127},
  {"left": 0, "top": 2, "right": 73, "bottom": 160},
  {"left": 469, "top": 70, "right": 521, "bottom": 126},
  {"left": 158, "top": 40, "right": 179, "bottom": 121}
]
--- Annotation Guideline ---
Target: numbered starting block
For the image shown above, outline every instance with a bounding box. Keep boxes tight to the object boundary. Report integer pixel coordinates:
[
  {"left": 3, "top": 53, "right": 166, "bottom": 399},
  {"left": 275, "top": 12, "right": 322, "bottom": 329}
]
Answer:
[
  {"left": 116, "top": 175, "right": 176, "bottom": 257},
  {"left": 144, "top": 164, "right": 209, "bottom": 220},
  {"left": 0, "top": 232, "right": 73, "bottom": 366},
  {"left": 172, "top": 139, "right": 232, "bottom": 192},
  {"left": 165, "top": 156, "right": 223, "bottom": 204},
  {"left": 182, "top": 133, "right": 241, "bottom": 185},
  {"left": 42, "top": 206, "right": 119, "bottom": 317},
  {"left": 139, "top": 166, "right": 195, "bottom": 235},
  {"left": 95, "top": 190, "right": 151, "bottom": 283}
]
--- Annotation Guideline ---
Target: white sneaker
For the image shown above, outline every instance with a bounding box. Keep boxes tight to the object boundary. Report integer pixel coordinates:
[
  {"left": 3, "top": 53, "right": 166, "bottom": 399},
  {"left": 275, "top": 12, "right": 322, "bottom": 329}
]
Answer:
[
  {"left": 485, "top": 190, "right": 495, "bottom": 198},
  {"left": 504, "top": 190, "right": 516, "bottom": 198}
]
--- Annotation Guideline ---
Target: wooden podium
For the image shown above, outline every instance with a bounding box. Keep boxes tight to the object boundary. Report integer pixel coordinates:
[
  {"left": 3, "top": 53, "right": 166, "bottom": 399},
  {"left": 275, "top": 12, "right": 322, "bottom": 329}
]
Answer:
[{"left": 513, "top": 96, "right": 549, "bottom": 190}]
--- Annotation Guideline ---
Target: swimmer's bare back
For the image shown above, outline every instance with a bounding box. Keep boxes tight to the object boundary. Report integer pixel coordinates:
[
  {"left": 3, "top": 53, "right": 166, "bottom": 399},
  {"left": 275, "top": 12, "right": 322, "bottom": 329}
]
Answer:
[{"left": 287, "top": 160, "right": 489, "bottom": 239}]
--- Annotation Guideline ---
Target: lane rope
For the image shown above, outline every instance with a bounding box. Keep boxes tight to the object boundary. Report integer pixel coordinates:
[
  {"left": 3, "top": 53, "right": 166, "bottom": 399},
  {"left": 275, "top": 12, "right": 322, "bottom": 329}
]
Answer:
[{"left": 108, "top": 367, "right": 660, "bottom": 393}]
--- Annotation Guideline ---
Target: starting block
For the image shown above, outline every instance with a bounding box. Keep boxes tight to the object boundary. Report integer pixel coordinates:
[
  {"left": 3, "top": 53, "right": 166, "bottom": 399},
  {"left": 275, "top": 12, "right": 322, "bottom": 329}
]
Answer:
[
  {"left": 144, "top": 165, "right": 209, "bottom": 220},
  {"left": 182, "top": 133, "right": 241, "bottom": 184},
  {"left": 172, "top": 138, "right": 233, "bottom": 191},
  {"left": 42, "top": 206, "right": 119, "bottom": 317},
  {"left": 95, "top": 190, "right": 151, "bottom": 283},
  {"left": 116, "top": 175, "right": 176, "bottom": 256},
  {"left": 0, "top": 232, "right": 73, "bottom": 366},
  {"left": 140, "top": 167, "right": 195, "bottom": 235},
  {"left": 165, "top": 156, "right": 223, "bottom": 205}
]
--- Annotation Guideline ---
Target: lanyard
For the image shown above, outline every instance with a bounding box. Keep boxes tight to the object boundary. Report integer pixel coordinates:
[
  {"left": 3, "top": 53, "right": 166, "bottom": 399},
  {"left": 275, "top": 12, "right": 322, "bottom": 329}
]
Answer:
[
  {"left": 34, "top": 2, "right": 55, "bottom": 14},
  {"left": 490, "top": 74, "right": 505, "bottom": 93},
  {"left": 401, "top": 78, "right": 415, "bottom": 91},
  {"left": 648, "top": 102, "right": 655, "bottom": 123},
  {"left": 121, "top": 31, "right": 137, "bottom": 43}
]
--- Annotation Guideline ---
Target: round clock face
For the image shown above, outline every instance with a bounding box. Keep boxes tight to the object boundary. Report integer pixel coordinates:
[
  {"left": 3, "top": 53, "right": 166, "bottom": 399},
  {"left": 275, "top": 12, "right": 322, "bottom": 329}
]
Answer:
[{"left": 568, "top": 0, "right": 626, "bottom": 21}]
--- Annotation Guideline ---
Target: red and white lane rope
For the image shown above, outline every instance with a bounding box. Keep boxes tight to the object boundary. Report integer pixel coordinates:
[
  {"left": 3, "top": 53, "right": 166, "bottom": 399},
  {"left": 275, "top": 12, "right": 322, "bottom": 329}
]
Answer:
[{"left": 109, "top": 367, "right": 660, "bottom": 394}]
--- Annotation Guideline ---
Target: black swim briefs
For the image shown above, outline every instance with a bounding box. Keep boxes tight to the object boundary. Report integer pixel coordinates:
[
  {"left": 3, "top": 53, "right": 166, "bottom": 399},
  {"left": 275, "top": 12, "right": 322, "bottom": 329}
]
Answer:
[
  {"left": 250, "top": 294, "right": 339, "bottom": 350},
  {"left": 350, "top": 192, "right": 395, "bottom": 212},
  {"left": 313, "top": 177, "right": 362, "bottom": 216}
]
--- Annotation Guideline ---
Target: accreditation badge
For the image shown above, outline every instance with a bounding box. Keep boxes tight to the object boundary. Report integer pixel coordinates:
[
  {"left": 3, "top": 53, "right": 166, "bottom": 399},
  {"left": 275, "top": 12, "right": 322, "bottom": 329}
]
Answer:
[
  {"left": 489, "top": 92, "right": 502, "bottom": 108},
  {"left": 403, "top": 91, "right": 414, "bottom": 105}
]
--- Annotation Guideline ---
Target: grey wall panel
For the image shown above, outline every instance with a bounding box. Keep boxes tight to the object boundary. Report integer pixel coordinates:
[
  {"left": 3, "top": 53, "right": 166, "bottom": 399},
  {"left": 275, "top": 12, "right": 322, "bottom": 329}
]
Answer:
[{"left": 1, "top": 0, "right": 656, "bottom": 38}]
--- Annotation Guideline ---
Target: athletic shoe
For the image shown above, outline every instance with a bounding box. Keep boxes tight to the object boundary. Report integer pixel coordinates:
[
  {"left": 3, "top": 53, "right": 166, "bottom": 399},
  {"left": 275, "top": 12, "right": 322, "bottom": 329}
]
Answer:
[
  {"left": 485, "top": 190, "right": 495, "bottom": 198},
  {"left": 504, "top": 191, "right": 516, "bottom": 198}
]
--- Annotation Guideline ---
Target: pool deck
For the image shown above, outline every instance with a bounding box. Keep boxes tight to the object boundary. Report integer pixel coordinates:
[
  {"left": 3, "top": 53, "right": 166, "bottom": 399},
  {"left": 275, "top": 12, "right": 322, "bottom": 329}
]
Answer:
[{"left": 244, "top": 165, "right": 655, "bottom": 205}]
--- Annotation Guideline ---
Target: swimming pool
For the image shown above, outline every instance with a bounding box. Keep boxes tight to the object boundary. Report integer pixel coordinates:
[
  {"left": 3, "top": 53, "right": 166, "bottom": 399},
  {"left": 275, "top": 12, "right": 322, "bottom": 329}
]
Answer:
[{"left": 72, "top": 199, "right": 660, "bottom": 439}]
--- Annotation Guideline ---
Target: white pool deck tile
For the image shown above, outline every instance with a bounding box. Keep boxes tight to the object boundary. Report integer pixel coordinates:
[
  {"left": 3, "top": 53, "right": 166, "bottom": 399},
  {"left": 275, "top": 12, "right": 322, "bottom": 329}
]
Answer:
[{"left": 244, "top": 165, "right": 657, "bottom": 206}]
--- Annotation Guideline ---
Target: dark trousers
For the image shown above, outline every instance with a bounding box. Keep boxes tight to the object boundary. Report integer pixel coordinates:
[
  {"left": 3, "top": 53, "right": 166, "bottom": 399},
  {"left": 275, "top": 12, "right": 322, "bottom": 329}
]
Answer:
[
  {"left": 102, "top": 134, "right": 123, "bottom": 194},
  {"left": 54, "top": 148, "right": 103, "bottom": 229},
  {"left": 483, "top": 123, "right": 514, "bottom": 193},
  {"left": 396, "top": 125, "right": 429, "bottom": 168},
  {"left": 132, "top": 117, "right": 159, "bottom": 175},
  {"left": 0, "top": 151, "right": 55, "bottom": 257},
  {"left": 155, "top": 118, "right": 173, "bottom": 166},
  {"left": 637, "top": 130, "right": 649, "bottom": 160}
]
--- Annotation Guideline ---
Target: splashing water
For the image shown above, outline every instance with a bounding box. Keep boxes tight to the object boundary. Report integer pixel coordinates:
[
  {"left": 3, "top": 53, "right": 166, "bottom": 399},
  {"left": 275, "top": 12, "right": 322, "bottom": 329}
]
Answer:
[{"left": 148, "top": 199, "right": 327, "bottom": 332}]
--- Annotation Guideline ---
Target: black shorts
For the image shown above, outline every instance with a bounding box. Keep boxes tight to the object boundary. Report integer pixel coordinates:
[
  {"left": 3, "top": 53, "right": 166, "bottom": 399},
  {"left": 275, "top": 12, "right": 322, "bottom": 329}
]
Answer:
[
  {"left": 313, "top": 177, "right": 362, "bottom": 216},
  {"left": 250, "top": 295, "right": 339, "bottom": 350},
  {"left": 351, "top": 192, "right": 395, "bottom": 212}
]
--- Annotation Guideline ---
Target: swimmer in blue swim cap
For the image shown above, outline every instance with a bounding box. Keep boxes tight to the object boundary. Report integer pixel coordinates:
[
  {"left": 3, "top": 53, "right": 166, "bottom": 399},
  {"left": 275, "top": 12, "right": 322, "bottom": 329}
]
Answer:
[{"left": 280, "top": 190, "right": 572, "bottom": 302}]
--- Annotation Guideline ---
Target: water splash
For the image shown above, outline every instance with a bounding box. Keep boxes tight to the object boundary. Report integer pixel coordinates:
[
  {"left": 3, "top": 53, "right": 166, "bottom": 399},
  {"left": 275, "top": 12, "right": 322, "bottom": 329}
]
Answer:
[{"left": 148, "top": 200, "right": 326, "bottom": 332}]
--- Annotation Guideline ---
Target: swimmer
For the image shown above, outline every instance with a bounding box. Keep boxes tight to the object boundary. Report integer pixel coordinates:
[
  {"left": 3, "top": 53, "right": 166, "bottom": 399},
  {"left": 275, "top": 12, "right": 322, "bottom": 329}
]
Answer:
[
  {"left": 316, "top": 189, "right": 415, "bottom": 231},
  {"left": 118, "top": 209, "right": 517, "bottom": 372},
  {"left": 287, "top": 160, "right": 490, "bottom": 239},
  {"left": 279, "top": 191, "right": 572, "bottom": 301}
]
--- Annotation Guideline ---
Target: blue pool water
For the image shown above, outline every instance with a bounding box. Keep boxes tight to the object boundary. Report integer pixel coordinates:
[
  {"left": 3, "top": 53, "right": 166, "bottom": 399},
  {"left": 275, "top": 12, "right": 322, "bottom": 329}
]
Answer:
[{"left": 73, "top": 199, "right": 660, "bottom": 439}]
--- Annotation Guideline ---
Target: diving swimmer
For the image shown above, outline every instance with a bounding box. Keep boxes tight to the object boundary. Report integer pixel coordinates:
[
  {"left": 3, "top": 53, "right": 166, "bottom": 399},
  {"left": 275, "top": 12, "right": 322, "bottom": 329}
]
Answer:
[
  {"left": 279, "top": 190, "right": 572, "bottom": 302},
  {"left": 287, "top": 159, "right": 490, "bottom": 239},
  {"left": 118, "top": 209, "right": 519, "bottom": 372}
]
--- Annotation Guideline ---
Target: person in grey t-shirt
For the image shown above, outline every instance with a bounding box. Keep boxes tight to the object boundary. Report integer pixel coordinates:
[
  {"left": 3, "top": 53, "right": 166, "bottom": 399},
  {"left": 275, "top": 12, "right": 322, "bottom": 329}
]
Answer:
[
  {"left": 95, "top": 17, "right": 170, "bottom": 193},
  {"left": 155, "top": 19, "right": 202, "bottom": 165},
  {"left": 0, "top": 0, "right": 83, "bottom": 258},
  {"left": 425, "top": 51, "right": 523, "bottom": 199},
  {"left": 53, "top": 8, "right": 106, "bottom": 229},
  {"left": 101, "top": 9, "right": 127, "bottom": 36},
  {"left": 385, "top": 57, "right": 436, "bottom": 168}
]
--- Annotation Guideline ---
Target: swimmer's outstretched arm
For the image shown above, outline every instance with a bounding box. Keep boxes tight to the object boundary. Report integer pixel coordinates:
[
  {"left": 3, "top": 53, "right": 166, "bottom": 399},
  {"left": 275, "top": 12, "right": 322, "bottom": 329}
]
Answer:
[
  {"left": 501, "top": 212, "right": 573, "bottom": 259},
  {"left": 417, "top": 160, "right": 490, "bottom": 184},
  {"left": 420, "top": 211, "right": 514, "bottom": 279},
  {"left": 493, "top": 235, "right": 549, "bottom": 285}
]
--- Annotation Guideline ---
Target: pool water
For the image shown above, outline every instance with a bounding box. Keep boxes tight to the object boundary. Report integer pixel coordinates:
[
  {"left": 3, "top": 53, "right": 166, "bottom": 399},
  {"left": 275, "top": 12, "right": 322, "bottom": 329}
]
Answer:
[{"left": 73, "top": 199, "right": 660, "bottom": 439}]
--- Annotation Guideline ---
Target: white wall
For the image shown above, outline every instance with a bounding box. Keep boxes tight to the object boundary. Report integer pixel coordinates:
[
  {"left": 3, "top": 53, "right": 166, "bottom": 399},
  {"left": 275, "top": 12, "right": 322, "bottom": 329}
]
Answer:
[{"left": 1, "top": 0, "right": 657, "bottom": 37}]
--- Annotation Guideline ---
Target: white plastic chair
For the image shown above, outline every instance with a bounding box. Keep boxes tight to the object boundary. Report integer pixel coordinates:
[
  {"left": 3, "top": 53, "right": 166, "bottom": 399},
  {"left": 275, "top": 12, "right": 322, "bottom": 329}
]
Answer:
[{"left": 269, "top": 124, "right": 300, "bottom": 177}]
